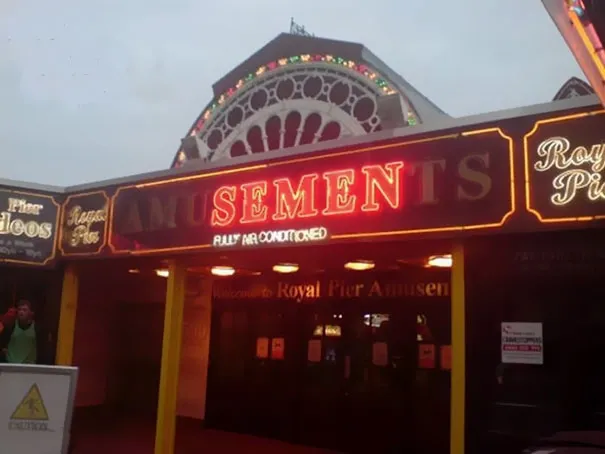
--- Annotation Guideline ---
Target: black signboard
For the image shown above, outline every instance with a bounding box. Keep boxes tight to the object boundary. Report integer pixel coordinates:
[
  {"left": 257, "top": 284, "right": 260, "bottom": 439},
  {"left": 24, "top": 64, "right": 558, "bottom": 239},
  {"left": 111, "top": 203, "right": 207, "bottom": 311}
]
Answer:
[
  {"left": 212, "top": 269, "right": 452, "bottom": 302},
  {"left": 109, "top": 128, "right": 514, "bottom": 254},
  {"left": 0, "top": 189, "right": 60, "bottom": 265},
  {"left": 59, "top": 191, "right": 109, "bottom": 256},
  {"left": 524, "top": 111, "right": 605, "bottom": 223}
]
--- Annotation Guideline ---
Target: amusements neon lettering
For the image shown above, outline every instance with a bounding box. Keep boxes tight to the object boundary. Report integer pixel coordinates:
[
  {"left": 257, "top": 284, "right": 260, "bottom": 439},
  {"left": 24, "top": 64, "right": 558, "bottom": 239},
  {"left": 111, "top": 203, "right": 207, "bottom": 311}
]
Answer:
[
  {"left": 0, "top": 198, "right": 52, "bottom": 239},
  {"left": 210, "top": 161, "right": 405, "bottom": 227},
  {"left": 535, "top": 137, "right": 605, "bottom": 206}
]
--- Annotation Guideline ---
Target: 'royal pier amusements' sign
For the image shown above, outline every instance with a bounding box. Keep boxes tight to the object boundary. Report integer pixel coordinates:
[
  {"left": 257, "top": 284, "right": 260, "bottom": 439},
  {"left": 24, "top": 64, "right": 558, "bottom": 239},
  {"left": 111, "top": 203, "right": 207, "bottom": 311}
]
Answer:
[{"left": 109, "top": 129, "right": 513, "bottom": 253}]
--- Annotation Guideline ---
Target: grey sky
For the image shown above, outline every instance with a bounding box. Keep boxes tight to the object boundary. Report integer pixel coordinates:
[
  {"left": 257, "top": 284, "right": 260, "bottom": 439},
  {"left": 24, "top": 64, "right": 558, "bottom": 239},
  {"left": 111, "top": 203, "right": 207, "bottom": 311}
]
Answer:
[{"left": 1, "top": 0, "right": 585, "bottom": 186}]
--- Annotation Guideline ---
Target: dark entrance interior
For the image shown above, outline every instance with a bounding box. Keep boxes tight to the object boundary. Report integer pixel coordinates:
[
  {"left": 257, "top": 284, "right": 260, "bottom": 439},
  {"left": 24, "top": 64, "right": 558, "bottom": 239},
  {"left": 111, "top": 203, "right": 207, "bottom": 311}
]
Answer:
[
  {"left": 70, "top": 262, "right": 167, "bottom": 446},
  {"left": 206, "top": 265, "right": 452, "bottom": 454},
  {"left": 466, "top": 232, "right": 605, "bottom": 454},
  {"left": 0, "top": 265, "right": 63, "bottom": 365}
]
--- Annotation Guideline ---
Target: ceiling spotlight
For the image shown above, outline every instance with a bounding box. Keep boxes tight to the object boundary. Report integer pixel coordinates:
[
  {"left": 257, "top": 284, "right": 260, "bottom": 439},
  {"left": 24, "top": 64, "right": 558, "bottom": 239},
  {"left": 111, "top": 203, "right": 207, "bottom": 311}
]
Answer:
[
  {"left": 344, "top": 260, "right": 375, "bottom": 271},
  {"left": 128, "top": 268, "right": 140, "bottom": 274},
  {"left": 273, "top": 263, "right": 299, "bottom": 274},
  {"left": 211, "top": 266, "right": 236, "bottom": 277},
  {"left": 427, "top": 254, "right": 453, "bottom": 268},
  {"left": 155, "top": 269, "right": 169, "bottom": 278}
]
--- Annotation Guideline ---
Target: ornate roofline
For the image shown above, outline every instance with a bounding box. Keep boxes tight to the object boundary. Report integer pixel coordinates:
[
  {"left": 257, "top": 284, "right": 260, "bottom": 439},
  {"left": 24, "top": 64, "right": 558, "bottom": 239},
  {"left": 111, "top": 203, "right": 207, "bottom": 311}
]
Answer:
[{"left": 170, "top": 54, "right": 400, "bottom": 167}]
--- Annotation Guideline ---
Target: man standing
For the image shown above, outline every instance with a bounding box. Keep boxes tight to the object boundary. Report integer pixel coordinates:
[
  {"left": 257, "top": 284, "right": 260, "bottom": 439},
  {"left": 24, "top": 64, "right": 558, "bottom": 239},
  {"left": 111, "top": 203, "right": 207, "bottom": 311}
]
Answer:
[{"left": 0, "top": 300, "right": 40, "bottom": 364}]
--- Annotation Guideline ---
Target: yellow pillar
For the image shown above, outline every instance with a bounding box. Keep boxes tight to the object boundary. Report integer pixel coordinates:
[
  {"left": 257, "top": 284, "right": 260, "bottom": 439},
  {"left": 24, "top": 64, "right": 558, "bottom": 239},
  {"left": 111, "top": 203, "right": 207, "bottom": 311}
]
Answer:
[
  {"left": 155, "top": 260, "right": 187, "bottom": 454},
  {"left": 56, "top": 263, "right": 80, "bottom": 365},
  {"left": 450, "top": 242, "right": 466, "bottom": 454}
]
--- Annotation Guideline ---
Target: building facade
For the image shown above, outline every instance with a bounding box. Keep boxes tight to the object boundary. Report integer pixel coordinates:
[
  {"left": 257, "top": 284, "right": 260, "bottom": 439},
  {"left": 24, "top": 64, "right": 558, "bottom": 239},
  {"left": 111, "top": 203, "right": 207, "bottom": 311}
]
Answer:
[{"left": 2, "top": 33, "right": 605, "bottom": 454}]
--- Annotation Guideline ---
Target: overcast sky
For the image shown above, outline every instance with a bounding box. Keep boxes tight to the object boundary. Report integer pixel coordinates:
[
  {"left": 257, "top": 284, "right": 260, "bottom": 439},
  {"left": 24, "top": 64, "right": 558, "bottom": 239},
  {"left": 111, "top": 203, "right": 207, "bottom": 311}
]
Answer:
[{"left": 1, "top": 0, "right": 586, "bottom": 187}]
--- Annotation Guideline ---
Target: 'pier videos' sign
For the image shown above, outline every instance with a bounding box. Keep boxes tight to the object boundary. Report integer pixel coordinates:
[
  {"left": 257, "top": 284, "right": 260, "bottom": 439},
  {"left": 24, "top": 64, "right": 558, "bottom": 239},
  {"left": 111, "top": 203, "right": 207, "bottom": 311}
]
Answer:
[{"left": 0, "top": 190, "right": 60, "bottom": 265}]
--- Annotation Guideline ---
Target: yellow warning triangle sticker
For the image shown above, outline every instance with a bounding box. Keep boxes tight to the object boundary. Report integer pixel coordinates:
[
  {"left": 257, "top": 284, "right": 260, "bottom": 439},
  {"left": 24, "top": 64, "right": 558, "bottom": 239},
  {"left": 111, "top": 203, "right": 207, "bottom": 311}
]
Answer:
[{"left": 10, "top": 383, "right": 49, "bottom": 421}]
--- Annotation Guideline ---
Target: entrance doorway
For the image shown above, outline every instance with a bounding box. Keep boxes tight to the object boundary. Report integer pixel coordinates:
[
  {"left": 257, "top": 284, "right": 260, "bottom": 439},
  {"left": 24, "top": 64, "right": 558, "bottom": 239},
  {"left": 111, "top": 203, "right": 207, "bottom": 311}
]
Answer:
[{"left": 206, "top": 269, "right": 451, "bottom": 453}]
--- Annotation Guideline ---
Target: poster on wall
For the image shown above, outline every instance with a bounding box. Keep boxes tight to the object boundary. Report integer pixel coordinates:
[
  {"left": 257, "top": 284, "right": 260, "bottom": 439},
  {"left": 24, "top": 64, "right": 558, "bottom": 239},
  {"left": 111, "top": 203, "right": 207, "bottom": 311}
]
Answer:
[
  {"left": 271, "top": 338, "right": 285, "bottom": 360},
  {"left": 418, "top": 344, "right": 436, "bottom": 369},
  {"left": 307, "top": 339, "right": 322, "bottom": 363},
  {"left": 440, "top": 345, "right": 452, "bottom": 370},
  {"left": 256, "top": 337, "right": 269, "bottom": 359},
  {"left": 501, "top": 322, "right": 544, "bottom": 365},
  {"left": 372, "top": 342, "right": 389, "bottom": 366}
]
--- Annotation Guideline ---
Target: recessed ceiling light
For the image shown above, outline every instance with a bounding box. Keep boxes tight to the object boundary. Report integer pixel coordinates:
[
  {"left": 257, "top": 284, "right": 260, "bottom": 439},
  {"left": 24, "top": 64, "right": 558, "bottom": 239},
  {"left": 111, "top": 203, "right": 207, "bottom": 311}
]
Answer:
[
  {"left": 427, "top": 254, "right": 453, "bottom": 268},
  {"left": 155, "top": 269, "right": 169, "bottom": 278},
  {"left": 128, "top": 268, "right": 140, "bottom": 274},
  {"left": 344, "top": 260, "right": 375, "bottom": 271},
  {"left": 211, "top": 266, "right": 235, "bottom": 277},
  {"left": 273, "top": 263, "right": 299, "bottom": 274}
]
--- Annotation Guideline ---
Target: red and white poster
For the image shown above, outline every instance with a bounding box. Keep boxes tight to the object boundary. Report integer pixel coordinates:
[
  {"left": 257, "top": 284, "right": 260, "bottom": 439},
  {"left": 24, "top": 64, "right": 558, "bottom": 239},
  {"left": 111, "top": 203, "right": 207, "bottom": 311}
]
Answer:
[
  {"left": 256, "top": 337, "right": 269, "bottom": 359},
  {"left": 418, "top": 344, "right": 436, "bottom": 369},
  {"left": 271, "top": 337, "right": 285, "bottom": 360},
  {"left": 501, "top": 322, "right": 543, "bottom": 365}
]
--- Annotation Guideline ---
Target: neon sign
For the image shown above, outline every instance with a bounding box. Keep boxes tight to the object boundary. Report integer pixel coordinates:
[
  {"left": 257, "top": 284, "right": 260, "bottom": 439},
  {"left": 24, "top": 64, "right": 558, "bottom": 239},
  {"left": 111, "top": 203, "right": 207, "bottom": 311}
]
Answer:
[
  {"left": 0, "top": 191, "right": 59, "bottom": 265},
  {"left": 0, "top": 198, "right": 53, "bottom": 239},
  {"left": 210, "top": 162, "right": 405, "bottom": 227},
  {"left": 534, "top": 136, "right": 605, "bottom": 206},
  {"left": 110, "top": 127, "right": 512, "bottom": 254},
  {"left": 213, "top": 226, "right": 328, "bottom": 248},
  {"left": 65, "top": 205, "right": 107, "bottom": 246}
]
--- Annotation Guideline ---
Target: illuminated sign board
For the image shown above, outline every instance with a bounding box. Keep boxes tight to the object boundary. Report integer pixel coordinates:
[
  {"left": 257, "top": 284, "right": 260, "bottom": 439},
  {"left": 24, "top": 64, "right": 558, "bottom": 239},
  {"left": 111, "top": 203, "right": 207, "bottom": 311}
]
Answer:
[
  {"left": 213, "top": 273, "right": 451, "bottom": 302},
  {"left": 524, "top": 111, "right": 605, "bottom": 223},
  {"left": 110, "top": 128, "right": 514, "bottom": 254},
  {"left": 0, "top": 190, "right": 60, "bottom": 265},
  {"left": 213, "top": 226, "right": 328, "bottom": 248},
  {"left": 59, "top": 191, "right": 109, "bottom": 256}
]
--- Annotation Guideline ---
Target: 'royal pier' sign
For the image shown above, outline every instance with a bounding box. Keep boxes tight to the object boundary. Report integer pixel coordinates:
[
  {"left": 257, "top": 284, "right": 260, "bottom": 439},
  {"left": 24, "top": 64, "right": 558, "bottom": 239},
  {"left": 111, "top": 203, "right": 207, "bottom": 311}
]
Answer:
[{"left": 524, "top": 112, "right": 605, "bottom": 222}]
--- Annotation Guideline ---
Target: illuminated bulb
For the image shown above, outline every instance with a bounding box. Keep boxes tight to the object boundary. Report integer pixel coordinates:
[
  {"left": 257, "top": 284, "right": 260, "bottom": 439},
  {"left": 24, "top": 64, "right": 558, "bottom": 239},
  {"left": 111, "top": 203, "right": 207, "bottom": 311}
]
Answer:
[
  {"left": 344, "top": 260, "right": 375, "bottom": 271},
  {"left": 211, "top": 266, "right": 235, "bottom": 277},
  {"left": 427, "top": 255, "right": 453, "bottom": 268},
  {"left": 128, "top": 269, "right": 140, "bottom": 274},
  {"left": 272, "top": 263, "right": 299, "bottom": 274},
  {"left": 155, "top": 269, "right": 169, "bottom": 278},
  {"left": 187, "top": 55, "right": 396, "bottom": 142}
]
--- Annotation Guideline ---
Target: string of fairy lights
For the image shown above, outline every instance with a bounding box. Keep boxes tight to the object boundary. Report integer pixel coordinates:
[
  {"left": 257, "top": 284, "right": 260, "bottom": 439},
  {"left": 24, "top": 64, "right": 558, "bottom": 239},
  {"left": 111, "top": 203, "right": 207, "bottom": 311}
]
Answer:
[{"left": 187, "top": 54, "right": 412, "bottom": 137}]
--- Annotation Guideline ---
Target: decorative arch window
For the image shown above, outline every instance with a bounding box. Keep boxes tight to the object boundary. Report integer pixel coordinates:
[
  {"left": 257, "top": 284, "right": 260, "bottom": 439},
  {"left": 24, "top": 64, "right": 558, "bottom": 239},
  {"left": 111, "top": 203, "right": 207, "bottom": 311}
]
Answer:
[{"left": 174, "top": 55, "right": 419, "bottom": 167}]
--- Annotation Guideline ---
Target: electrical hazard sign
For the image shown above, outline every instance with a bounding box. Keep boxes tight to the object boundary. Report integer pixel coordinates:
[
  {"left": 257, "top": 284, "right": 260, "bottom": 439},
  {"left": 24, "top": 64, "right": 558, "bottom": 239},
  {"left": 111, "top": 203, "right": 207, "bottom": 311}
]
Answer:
[{"left": 11, "top": 383, "right": 49, "bottom": 421}]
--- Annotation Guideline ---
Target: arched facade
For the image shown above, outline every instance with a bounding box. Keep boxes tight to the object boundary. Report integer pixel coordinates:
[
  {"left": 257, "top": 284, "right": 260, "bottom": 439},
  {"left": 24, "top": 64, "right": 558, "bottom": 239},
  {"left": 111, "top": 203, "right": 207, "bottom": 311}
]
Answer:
[{"left": 172, "top": 54, "right": 424, "bottom": 168}]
